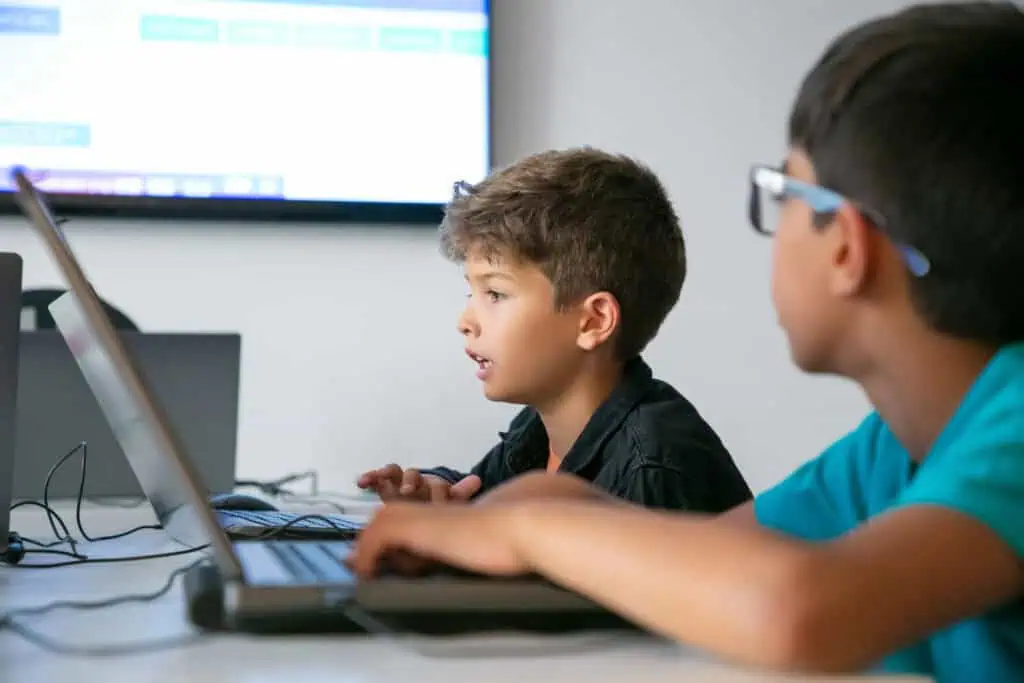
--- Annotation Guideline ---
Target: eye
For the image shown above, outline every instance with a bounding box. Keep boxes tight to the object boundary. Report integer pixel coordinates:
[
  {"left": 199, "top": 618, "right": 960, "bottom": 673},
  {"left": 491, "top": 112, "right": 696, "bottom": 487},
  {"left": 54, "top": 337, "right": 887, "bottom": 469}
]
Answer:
[{"left": 485, "top": 289, "right": 505, "bottom": 303}]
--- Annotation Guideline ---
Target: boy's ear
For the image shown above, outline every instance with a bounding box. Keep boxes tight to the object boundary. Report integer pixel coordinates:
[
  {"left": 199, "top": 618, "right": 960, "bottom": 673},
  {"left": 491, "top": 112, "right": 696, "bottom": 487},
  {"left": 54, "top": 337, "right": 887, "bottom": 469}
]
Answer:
[
  {"left": 828, "top": 202, "right": 879, "bottom": 297},
  {"left": 575, "top": 291, "right": 620, "bottom": 352}
]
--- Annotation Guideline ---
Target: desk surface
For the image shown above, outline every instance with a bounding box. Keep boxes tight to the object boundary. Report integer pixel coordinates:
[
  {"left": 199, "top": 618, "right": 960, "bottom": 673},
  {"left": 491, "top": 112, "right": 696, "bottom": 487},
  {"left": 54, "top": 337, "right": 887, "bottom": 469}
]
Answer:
[{"left": 0, "top": 502, "right": 931, "bottom": 683}]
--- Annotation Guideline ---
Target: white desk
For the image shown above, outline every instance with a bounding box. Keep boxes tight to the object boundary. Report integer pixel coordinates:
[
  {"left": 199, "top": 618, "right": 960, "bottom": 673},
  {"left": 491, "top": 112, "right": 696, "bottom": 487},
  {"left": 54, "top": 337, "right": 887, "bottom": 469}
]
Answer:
[{"left": 0, "top": 503, "right": 931, "bottom": 683}]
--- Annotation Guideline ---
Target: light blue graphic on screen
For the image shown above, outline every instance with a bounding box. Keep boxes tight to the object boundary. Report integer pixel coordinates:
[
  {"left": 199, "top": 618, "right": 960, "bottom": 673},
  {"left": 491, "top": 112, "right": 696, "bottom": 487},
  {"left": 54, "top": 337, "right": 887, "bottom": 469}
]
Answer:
[
  {"left": 378, "top": 27, "right": 442, "bottom": 52},
  {"left": 224, "top": 20, "right": 289, "bottom": 46},
  {"left": 0, "top": 5, "right": 60, "bottom": 35},
  {"left": 211, "top": 0, "right": 481, "bottom": 12},
  {"left": 0, "top": 122, "right": 90, "bottom": 148},
  {"left": 295, "top": 24, "right": 373, "bottom": 50},
  {"left": 140, "top": 15, "right": 219, "bottom": 42},
  {"left": 1, "top": 0, "right": 489, "bottom": 204},
  {"left": 447, "top": 29, "right": 485, "bottom": 56}
]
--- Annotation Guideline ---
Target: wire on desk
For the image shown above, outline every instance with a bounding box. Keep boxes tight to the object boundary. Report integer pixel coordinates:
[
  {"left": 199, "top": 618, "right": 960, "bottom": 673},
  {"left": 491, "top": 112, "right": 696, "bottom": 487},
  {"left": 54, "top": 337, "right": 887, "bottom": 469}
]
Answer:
[
  {"left": 235, "top": 469, "right": 320, "bottom": 496},
  {"left": 0, "top": 516, "right": 354, "bottom": 656},
  {"left": 9, "top": 544, "right": 208, "bottom": 569},
  {"left": 0, "top": 558, "right": 206, "bottom": 656},
  {"left": 3, "top": 508, "right": 629, "bottom": 659},
  {"left": 235, "top": 469, "right": 380, "bottom": 513},
  {"left": 6, "top": 440, "right": 199, "bottom": 567}
]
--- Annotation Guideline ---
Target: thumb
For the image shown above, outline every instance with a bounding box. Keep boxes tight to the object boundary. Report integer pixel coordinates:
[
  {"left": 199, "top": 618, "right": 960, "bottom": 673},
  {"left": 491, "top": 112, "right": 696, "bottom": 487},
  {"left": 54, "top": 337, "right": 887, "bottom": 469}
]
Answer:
[{"left": 449, "top": 475, "right": 482, "bottom": 500}]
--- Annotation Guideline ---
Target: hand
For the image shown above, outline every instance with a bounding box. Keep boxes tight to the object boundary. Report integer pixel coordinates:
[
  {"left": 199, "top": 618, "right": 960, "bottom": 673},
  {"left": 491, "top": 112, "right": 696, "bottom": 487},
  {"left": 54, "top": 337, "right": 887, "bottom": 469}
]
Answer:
[
  {"left": 347, "top": 502, "right": 531, "bottom": 578},
  {"left": 356, "top": 464, "right": 482, "bottom": 503}
]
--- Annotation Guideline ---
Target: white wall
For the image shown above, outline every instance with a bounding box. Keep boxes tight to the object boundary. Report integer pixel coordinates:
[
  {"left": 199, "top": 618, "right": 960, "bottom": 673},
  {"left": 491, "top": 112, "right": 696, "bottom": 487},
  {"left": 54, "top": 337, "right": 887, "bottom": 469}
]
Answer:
[{"left": 0, "top": 0, "right": 913, "bottom": 494}]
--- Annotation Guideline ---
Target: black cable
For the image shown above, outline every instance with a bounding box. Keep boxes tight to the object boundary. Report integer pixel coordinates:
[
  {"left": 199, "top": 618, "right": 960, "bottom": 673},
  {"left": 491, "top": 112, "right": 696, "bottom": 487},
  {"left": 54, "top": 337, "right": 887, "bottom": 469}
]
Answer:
[
  {"left": 2, "top": 621, "right": 200, "bottom": 657},
  {"left": 252, "top": 513, "right": 355, "bottom": 540},
  {"left": 0, "top": 558, "right": 205, "bottom": 656},
  {"left": 13, "top": 441, "right": 160, "bottom": 551},
  {"left": 9, "top": 500, "right": 76, "bottom": 544},
  {"left": 8, "top": 440, "right": 183, "bottom": 566},
  {"left": 68, "top": 442, "right": 160, "bottom": 542},
  {"left": 3, "top": 472, "right": 350, "bottom": 655},
  {"left": 41, "top": 442, "right": 86, "bottom": 544},
  {"left": 12, "top": 544, "right": 207, "bottom": 569},
  {"left": 235, "top": 469, "right": 320, "bottom": 497},
  {"left": 236, "top": 470, "right": 359, "bottom": 513},
  {"left": 0, "top": 520, "right": 328, "bottom": 654}
]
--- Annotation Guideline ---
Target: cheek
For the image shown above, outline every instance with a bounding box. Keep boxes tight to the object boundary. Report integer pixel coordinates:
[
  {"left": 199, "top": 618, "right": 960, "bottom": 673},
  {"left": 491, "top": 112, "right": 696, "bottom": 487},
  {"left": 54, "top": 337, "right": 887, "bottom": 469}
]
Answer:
[
  {"left": 769, "top": 234, "right": 791, "bottom": 316},
  {"left": 769, "top": 208, "right": 808, "bottom": 317}
]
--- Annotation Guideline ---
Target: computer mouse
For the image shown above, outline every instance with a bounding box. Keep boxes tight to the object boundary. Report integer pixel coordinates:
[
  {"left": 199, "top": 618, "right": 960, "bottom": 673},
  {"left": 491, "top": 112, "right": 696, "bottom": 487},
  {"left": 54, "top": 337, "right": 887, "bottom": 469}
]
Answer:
[{"left": 209, "top": 492, "right": 279, "bottom": 512}]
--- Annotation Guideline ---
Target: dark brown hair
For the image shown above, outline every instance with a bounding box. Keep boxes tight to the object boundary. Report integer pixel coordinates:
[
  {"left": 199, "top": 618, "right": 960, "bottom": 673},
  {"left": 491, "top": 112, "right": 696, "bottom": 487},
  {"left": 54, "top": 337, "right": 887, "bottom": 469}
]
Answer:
[
  {"left": 440, "top": 147, "right": 685, "bottom": 359},
  {"left": 789, "top": 2, "right": 1024, "bottom": 344}
]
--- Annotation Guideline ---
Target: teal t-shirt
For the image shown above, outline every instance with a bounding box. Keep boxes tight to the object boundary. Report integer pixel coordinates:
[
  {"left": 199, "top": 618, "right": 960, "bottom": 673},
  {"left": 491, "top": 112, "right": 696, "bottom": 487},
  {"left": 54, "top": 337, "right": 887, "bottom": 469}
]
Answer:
[{"left": 755, "top": 343, "right": 1024, "bottom": 682}]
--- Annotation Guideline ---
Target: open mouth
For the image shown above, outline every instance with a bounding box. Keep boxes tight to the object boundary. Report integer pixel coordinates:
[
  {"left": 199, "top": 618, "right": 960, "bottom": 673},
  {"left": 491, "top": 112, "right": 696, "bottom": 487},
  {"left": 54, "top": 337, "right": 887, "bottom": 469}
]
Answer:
[{"left": 466, "top": 350, "right": 492, "bottom": 371}]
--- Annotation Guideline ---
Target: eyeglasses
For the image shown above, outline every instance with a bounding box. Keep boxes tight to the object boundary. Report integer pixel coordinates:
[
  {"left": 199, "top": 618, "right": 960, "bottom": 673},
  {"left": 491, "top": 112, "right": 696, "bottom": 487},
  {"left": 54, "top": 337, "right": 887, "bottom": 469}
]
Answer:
[{"left": 748, "top": 164, "right": 931, "bottom": 277}]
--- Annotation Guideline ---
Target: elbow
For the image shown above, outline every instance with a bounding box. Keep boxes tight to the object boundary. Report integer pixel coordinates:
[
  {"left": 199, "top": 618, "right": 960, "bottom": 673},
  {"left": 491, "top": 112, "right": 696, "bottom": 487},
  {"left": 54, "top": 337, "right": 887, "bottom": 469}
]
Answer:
[{"left": 746, "top": 556, "right": 876, "bottom": 674}]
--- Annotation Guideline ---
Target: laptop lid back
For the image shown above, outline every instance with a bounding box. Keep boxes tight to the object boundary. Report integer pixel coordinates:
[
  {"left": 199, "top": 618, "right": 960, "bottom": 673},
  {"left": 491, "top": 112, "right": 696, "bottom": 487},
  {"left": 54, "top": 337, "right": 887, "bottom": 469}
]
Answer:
[
  {"left": 14, "top": 332, "right": 241, "bottom": 499},
  {"left": 0, "top": 254, "right": 22, "bottom": 555},
  {"left": 9, "top": 167, "right": 241, "bottom": 577}
]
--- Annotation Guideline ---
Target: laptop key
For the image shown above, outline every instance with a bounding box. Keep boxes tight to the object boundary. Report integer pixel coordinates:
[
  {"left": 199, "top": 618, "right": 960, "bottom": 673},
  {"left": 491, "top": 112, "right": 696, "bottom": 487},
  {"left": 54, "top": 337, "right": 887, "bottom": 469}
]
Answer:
[
  {"left": 266, "top": 543, "right": 319, "bottom": 583},
  {"left": 292, "top": 543, "right": 353, "bottom": 583},
  {"left": 318, "top": 541, "right": 352, "bottom": 566}
]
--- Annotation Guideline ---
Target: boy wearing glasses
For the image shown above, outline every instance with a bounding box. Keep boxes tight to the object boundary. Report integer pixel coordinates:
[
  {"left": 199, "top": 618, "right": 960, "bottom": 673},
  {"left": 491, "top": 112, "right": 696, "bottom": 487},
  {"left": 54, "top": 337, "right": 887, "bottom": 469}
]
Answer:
[
  {"left": 348, "top": 2, "right": 1024, "bottom": 678},
  {"left": 359, "top": 147, "right": 751, "bottom": 512}
]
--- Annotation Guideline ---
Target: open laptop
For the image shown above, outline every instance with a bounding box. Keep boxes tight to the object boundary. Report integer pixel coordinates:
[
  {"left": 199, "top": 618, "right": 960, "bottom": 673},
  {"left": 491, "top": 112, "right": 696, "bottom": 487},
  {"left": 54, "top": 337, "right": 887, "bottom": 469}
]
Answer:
[
  {"left": 14, "top": 331, "right": 240, "bottom": 500},
  {"left": 10, "top": 167, "right": 634, "bottom": 634},
  {"left": 8, "top": 168, "right": 359, "bottom": 541},
  {"left": 0, "top": 253, "right": 23, "bottom": 563}
]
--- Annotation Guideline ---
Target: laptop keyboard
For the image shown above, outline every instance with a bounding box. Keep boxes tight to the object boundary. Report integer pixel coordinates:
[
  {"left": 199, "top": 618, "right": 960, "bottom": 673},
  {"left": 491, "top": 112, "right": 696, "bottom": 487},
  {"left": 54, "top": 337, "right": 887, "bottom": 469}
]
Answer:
[
  {"left": 216, "top": 509, "right": 362, "bottom": 537},
  {"left": 266, "top": 541, "right": 354, "bottom": 583}
]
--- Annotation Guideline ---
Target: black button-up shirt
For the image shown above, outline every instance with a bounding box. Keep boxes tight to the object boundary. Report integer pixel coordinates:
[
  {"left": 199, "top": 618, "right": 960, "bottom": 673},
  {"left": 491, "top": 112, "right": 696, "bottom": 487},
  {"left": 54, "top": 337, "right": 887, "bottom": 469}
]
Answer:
[{"left": 421, "top": 357, "right": 751, "bottom": 512}]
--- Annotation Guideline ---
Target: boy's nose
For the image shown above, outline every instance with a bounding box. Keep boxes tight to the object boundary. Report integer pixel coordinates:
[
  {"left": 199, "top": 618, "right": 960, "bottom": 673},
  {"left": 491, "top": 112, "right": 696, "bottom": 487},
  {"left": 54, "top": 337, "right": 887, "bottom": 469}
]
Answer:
[{"left": 457, "top": 305, "right": 480, "bottom": 337}]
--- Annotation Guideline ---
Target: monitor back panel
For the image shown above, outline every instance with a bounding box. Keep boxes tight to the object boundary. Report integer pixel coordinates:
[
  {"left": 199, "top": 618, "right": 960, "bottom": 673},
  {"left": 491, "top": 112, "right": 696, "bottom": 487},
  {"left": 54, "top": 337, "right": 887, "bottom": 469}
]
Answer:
[{"left": 13, "top": 332, "right": 240, "bottom": 499}]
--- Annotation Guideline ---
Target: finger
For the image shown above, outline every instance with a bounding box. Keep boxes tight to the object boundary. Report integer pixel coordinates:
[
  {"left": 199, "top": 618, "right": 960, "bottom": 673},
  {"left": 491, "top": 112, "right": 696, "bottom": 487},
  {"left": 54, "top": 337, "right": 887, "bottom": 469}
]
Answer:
[
  {"left": 450, "top": 474, "right": 482, "bottom": 501},
  {"left": 375, "top": 477, "right": 401, "bottom": 501},
  {"left": 400, "top": 469, "right": 424, "bottom": 496},
  {"left": 356, "top": 471, "right": 378, "bottom": 488},
  {"left": 349, "top": 507, "right": 415, "bottom": 577},
  {"left": 383, "top": 549, "right": 434, "bottom": 577},
  {"left": 379, "top": 464, "right": 404, "bottom": 485},
  {"left": 427, "top": 479, "right": 450, "bottom": 503}
]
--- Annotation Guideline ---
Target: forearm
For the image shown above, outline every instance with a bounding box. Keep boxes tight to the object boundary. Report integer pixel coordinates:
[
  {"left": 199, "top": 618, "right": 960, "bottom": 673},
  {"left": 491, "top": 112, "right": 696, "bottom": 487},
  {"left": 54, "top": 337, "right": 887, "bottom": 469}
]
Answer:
[
  {"left": 474, "top": 472, "right": 625, "bottom": 507},
  {"left": 508, "top": 501, "right": 824, "bottom": 670}
]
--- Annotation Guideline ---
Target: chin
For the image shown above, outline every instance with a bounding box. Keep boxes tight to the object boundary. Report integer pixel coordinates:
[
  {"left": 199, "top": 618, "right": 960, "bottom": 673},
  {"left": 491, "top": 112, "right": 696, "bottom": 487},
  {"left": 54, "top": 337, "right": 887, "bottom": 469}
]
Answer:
[
  {"left": 789, "top": 342, "right": 833, "bottom": 375},
  {"left": 482, "top": 383, "right": 525, "bottom": 405},
  {"left": 483, "top": 390, "right": 515, "bottom": 404}
]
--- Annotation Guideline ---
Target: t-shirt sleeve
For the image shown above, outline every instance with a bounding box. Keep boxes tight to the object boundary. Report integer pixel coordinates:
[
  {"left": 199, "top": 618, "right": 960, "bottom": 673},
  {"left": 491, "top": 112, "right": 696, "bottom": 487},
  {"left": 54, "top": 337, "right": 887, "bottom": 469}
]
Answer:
[
  {"left": 896, "top": 439, "right": 1024, "bottom": 558},
  {"left": 754, "top": 413, "right": 884, "bottom": 541}
]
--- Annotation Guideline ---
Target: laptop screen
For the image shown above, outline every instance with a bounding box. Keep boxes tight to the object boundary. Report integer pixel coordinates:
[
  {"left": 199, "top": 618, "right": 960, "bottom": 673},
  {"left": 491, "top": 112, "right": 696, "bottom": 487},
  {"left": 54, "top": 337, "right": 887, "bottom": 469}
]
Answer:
[{"left": 10, "top": 167, "right": 239, "bottom": 574}]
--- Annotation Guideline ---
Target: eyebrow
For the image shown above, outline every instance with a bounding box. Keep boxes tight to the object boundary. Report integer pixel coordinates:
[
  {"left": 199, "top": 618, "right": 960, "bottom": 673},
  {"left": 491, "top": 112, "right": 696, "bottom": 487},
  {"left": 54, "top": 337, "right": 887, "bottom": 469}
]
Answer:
[{"left": 465, "top": 271, "right": 517, "bottom": 282}]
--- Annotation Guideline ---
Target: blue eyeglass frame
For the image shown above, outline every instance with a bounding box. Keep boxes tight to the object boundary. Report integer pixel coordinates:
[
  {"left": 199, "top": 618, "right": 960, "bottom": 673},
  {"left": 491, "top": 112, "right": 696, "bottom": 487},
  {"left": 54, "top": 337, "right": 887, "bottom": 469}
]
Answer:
[{"left": 748, "top": 164, "right": 931, "bottom": 277}]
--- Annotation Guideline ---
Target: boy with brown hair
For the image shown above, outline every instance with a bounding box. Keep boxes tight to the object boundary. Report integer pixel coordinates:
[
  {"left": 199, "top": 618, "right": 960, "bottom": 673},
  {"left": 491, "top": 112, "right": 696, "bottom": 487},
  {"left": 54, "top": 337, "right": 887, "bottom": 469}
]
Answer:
[
  {"left": 351, "top": 3, "right": 1024, "bottom": 679},
  {"left": 358, "top": 147, "right": 751, "bottom": 512}
]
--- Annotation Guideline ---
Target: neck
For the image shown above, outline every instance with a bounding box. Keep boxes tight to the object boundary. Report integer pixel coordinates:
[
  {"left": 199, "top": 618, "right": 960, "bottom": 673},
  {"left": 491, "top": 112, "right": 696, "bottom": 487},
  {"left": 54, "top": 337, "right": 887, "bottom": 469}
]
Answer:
[
  {"left": 851, "top": 319, "right": 995, "bottom": 461},
  {"left": 536, "top": 359, "right": 625, "bottom": 458}
]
